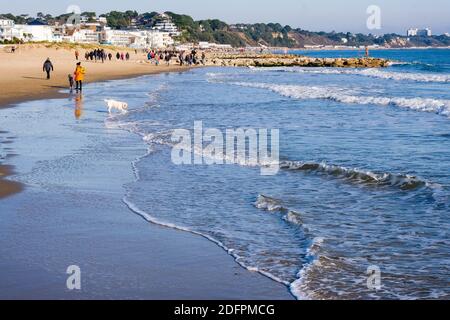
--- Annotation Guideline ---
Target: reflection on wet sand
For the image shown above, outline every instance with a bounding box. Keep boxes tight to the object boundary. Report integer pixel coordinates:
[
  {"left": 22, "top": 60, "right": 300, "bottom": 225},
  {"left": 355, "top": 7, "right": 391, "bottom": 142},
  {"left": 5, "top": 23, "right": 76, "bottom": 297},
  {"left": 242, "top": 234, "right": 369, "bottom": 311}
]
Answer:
[
  {"left": 0, "top": 133, "right": 23, "bottom": 199},
  {"left": 74, "top": 94, "right": 84, "bottom": 119},
  {"left": 0, "top": 165, "right": 23, "bottom": 199}
]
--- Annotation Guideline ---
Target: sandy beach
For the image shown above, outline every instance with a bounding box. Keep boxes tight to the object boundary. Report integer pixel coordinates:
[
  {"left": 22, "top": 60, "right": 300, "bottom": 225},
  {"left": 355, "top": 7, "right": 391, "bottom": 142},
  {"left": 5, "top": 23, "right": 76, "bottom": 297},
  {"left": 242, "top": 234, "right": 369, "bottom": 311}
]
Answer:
[{"left": 0, "top": 43, "right": 188, "bottom": 107}]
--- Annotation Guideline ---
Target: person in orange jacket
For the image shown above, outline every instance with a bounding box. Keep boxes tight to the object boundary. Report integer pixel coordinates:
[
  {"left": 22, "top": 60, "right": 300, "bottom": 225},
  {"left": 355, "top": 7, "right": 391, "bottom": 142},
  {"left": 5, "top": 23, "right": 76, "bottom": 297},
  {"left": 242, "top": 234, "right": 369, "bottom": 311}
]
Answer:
[{"left": 74, "top": 62, "right": 86, "bottom": 92}]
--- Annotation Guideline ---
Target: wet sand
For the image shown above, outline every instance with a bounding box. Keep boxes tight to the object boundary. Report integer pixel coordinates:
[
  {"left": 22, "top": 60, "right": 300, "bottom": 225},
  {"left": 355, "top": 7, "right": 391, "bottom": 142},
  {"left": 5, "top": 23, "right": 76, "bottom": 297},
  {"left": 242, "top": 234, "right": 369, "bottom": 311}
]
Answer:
[
  {"left": 0, "top": 164, "right": 23, "bottom": 200},
  {"left": 0, "top": 72, "right": 294, "bottom": 300}
]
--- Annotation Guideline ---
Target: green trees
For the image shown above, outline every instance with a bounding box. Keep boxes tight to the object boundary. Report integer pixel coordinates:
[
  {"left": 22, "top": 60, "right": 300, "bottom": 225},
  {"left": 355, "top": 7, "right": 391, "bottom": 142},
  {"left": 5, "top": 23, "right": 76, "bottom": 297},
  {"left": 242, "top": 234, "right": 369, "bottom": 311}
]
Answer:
[
  {"left": 1, "top": 10, "right": 449, "bottom": 48},
  {"left": 103, "top": 10, "right": 138, "bottom": 29}
]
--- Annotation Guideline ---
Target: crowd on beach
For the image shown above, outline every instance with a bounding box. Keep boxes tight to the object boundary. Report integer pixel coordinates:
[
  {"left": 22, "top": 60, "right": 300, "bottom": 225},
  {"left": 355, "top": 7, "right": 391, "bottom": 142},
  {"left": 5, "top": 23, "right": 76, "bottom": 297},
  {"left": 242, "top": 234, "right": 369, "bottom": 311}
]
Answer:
[
  {"left": 82, "top": 48, "right": 131, "bottom": 62},
  {"left": 80, "top": 48, "right": 207, "bottom": 66},
  {"left": 41, "top": 47, "right": 208, "bottom": 102},
  {"left": 146, "top": 49, "right": 206, "bottom": 66}
]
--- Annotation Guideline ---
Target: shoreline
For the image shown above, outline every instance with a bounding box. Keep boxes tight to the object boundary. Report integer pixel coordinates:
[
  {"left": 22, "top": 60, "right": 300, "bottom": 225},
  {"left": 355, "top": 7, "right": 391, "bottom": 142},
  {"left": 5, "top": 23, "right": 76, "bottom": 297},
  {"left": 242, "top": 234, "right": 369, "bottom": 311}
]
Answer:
[
  {"left": 0, "top": 64, "right": 193, "bottom": 109},
  {"left": 0, "top": 86, "right": 294, "bottom": 299}
]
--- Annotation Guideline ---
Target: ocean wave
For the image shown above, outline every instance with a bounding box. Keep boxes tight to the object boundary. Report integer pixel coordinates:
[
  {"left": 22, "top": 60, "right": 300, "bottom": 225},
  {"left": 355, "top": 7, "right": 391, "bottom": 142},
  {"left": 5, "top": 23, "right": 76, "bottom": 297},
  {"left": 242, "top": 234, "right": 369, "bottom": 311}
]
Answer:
[
  {"left": 267, "top": 67, "right": 450, "bottom": 83},
  {"left": 253, "top": 194, "right": 314, "bottom": 300},
  {"left": 280, "top": 160, "right": 430, "bottom": 190},
  {"left": 229, "top": 82, "right": 450, "bottom": 117},
  {"left": 254, "top": 195, "right": 305, "bottom": 228},
  {"left": 254, "top": 194, "right": 286, "bottom": 212}
]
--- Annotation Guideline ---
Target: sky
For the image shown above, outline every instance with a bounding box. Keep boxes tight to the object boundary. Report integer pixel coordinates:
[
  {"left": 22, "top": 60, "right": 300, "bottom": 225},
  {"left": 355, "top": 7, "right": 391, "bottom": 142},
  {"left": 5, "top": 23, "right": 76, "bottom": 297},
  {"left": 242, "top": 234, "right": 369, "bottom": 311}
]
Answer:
[{"left": 2, "top": 0, "right": 450, "bottom": 35}]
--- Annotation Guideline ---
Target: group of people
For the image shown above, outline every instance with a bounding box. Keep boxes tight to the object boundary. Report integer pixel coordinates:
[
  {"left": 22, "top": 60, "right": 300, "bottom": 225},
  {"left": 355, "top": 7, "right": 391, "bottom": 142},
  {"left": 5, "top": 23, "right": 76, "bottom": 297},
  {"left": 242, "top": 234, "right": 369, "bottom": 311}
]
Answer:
[
  {"left": 146, "top": 49, "right": 207, "bottom": 66},
  {"left": 83, "top": 49, "right": 108, "bottom": 63},
  {"left": 81, "top": 49, "right": 131, "bottom": 63},
  {"left": 42, "top": 47, "right": 208, "bottom": 96},
  {"left": 42, "top": 58, "right": 85, "bottom": 93},
  {"left": 179, "top": 49, "right": 206, "bottom": 66}
]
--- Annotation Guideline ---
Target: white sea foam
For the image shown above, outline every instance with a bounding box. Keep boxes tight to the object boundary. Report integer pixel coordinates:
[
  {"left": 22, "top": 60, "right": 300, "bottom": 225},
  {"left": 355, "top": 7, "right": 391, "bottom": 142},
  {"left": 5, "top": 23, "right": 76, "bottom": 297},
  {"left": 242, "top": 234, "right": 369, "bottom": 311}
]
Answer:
[
  {"left": 254, "top": 194, "right": 285, "bottom": 212},
  {"left": 230, "top": 82, "right": 450, "bottom": 117},
  {"left": 289, "top": 237, "right": 326, "bottom": 300},
  {"left": 264, "top": 67, "right": 450, "bottom": 83}
]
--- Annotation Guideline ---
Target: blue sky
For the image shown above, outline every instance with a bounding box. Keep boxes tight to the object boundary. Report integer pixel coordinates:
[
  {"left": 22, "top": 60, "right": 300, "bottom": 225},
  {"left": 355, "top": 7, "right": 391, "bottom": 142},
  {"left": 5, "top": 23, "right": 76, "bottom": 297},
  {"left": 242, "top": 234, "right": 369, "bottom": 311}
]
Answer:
[{"left": 3, "top": 0, "right": 450, "bottom": 34}]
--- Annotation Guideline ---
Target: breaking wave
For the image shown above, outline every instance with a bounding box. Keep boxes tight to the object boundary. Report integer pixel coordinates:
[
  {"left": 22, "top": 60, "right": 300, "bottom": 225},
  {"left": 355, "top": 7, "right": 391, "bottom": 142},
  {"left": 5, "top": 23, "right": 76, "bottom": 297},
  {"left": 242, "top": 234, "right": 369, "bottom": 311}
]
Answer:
[
  {"left": 280, "top": 160, "right": 431, "bottom": 191},
  {"left": 263, "top": 67, "right": 450, "bottom": 83},
  {"left": 229, "top": 82, "right": 450, "bottom": 117},
  {"left": 254, "top": 194, "right": 320, "bottom": 300}
]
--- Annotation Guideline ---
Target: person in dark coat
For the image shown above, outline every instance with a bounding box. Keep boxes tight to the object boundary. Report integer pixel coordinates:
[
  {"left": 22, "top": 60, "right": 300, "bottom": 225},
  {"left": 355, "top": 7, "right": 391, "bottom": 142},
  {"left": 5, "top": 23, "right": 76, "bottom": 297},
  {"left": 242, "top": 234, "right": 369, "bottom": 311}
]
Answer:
[{"left": 43, "top": 58, "right": 54, "bottom": 79}]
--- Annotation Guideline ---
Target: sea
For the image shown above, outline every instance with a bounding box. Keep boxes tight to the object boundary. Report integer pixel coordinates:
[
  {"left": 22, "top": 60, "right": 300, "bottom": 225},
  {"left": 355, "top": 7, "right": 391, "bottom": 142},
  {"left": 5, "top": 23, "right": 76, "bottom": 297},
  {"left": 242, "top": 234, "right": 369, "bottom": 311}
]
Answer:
[{"left": 6, "top": 48, "right": 450, "bottom": 299}]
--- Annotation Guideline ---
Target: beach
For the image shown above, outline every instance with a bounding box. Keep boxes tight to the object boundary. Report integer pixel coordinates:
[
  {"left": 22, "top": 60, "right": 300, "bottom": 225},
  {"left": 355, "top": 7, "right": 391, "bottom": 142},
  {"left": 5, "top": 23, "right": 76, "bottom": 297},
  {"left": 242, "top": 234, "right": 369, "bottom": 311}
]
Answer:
[
  {"left": 0, "top": 45, "right": 294, "bottom": 300},
  {"left": 1, "top": 46, "right": 449, "bottom": 300},
  {"left": 0, "top": 44, "right": 188, "bottom": 107}
]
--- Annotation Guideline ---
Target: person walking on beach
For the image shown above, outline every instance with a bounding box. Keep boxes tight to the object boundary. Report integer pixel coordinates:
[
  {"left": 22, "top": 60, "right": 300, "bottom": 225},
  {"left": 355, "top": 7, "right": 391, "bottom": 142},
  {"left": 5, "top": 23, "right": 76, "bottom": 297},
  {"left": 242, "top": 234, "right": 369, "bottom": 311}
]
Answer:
[
  {"left": 179, "top": 52, "right": 184, "bottom": 66},
  {"left": 165, "top": 53, "right": 171, "bottom": 66},
  {"left": 126, "top": 52, "right": 130, "bottom": 61},
  {"left": 74, "top": 62, "right": 86, "bottom": 92},
  {"left": 43, "top": 58, "right": 54, "bottom": 80},
  {"left": 116, "top": 52, "right": 120, "bottom": 60},
  {"left": 75, "top": 50, "right": 79, "bottom": 60},
  {"left": 201, "top": 52, "right": 206, "bottom": 65},
  {"left": 108, "top": 53, "right": 112, "bottom": 61}
]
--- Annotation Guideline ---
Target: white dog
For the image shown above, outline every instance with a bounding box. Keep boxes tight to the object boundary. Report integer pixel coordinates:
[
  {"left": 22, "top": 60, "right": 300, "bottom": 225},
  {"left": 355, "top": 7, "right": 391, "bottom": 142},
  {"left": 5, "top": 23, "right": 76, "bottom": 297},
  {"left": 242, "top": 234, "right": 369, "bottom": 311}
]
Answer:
[{"left": 104, "top": 99, "right": 128, "bottom": 114}]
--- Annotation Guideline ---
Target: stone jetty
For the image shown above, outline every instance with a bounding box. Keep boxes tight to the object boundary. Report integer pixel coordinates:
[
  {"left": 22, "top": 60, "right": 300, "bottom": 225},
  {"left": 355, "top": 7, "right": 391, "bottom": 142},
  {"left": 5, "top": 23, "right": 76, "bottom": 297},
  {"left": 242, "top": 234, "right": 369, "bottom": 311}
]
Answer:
[{"left": 205, "top": 53, "right": 390, "bottom": 68}]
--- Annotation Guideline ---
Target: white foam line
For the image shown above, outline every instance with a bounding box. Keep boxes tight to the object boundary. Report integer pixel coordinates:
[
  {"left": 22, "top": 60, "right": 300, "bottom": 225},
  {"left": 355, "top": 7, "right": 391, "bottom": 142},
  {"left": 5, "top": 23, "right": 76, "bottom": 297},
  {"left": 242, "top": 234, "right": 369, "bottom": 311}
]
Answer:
[
  {"left": 229, "top": 82, "right": 450, "bottom": 118},
  {"left": 123, "top": 147, "right": 294, "bottom": 297},
  {"left": 264, "top": 67, "right": 450, "bottom": 83}
]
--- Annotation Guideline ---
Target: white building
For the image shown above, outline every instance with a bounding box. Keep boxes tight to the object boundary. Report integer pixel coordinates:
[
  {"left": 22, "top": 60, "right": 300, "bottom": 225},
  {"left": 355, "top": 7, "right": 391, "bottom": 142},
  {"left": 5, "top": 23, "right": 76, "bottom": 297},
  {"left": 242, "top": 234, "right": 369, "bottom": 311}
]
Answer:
[
  {"left": 407, "top": 28, "right": 418, "bottom": 37},
  {"left": 145, "top": 30, "right": 174, "bottom": 48},
  {"left": 128, "top": 30, "right": 174, "bottom": 49},
  {"left": 408, "top": 27, "right": 432, "bottom": 37},
  {"left": 12, "top": 23, "right": 55, "bottom": 42},
  {"left": 153, "top": 13, "right": 181, "bottom": 36},
  {"left": 71, "top": 29, "right": 100, "bottom": 43},
  {"left": 103, "top": 29, "right": 135, "bottom": 47},
  {"left": 0, "top": 19, "right": 15, "bottom": 40}
]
